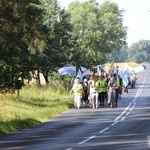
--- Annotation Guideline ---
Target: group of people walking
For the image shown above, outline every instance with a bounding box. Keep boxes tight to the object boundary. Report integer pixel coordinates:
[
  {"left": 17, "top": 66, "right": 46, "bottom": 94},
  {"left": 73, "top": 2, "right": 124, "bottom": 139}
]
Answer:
[{"left": 70, "top": 73, "right": 123, "bottom": 109}]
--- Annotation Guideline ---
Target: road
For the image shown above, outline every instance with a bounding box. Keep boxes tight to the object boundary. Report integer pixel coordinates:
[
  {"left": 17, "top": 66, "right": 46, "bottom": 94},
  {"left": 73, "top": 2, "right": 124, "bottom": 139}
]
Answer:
[{"left": 0, "top": 65, "right": 150, "bottom": 150}]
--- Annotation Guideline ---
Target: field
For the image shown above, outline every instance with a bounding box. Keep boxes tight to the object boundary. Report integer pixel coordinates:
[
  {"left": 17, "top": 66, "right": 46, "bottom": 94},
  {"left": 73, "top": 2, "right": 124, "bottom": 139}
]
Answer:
[{"left": 104, "top": 62, "right": 140, "bottom": 72}]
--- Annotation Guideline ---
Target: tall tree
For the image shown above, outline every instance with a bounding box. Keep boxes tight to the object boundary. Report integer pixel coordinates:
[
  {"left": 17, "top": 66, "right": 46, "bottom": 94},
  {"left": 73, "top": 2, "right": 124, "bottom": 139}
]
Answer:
[
  {"left": 67, "top": 0, "right": 127, "bottom": 68},
  {"left": 41, "top": 0, "right": 74, "bottom": 83},
  {"left": 0, "top": 0, "right": 45, "bottom": 87}
]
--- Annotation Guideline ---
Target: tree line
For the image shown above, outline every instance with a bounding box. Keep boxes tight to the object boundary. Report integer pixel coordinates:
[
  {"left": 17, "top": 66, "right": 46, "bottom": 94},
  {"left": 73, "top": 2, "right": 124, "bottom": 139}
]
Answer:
[
  {"left": 109, "top": 39, "right": 150, "bottom": 63},
  {"left": 0, "top": 0, "right": 127, "bottom": 89}
]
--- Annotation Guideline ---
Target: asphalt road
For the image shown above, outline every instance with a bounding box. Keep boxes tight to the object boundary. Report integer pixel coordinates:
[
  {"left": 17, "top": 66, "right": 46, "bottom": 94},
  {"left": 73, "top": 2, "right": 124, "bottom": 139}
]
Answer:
[{"left": 0, "top": 65, "right": 150, "bottom": 150}]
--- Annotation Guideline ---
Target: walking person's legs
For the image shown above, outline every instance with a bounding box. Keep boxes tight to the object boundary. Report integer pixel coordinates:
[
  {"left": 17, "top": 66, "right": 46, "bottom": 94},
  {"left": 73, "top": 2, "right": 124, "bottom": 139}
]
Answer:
[
  {"left": 91, "top": 93, "right": 96, "bottom": 109},
  {"left": 95, "top": 93, "right": 99, "bottom": 109},
  {"left": 112, "top": 91, "right": 116, "bottom": 108},
  {"left": 76, "top": 95, "right": 81, "bottom": 109},
  {"left": 101, "top": 92, "right": 105, "bottom": 106},
  {"left": 98, "top": 92, "right": 102, "bottom": 106},
  {"left": 74, "top": 95, "right": 77, "bottom": 108},
  {"left": 115, "top": 89, "right": 119, "bottom": 107}
]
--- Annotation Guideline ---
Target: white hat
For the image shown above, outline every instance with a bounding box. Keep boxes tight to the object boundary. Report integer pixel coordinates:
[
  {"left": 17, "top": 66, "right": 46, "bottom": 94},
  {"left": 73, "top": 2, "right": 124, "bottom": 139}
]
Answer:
[{"left": 84, "top": 78, "right": 88, "bottom": 82}]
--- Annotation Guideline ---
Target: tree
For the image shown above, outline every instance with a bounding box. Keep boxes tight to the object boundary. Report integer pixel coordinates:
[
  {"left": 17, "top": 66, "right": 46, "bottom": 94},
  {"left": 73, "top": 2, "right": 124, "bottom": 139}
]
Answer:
[
  {"left": 128, "top": 40, "right": 150, "bottom": 63},
  {"left": 0, "top": 0, "right": 45, "bottom": 88},
  {"left": 40, "top": 0, "right": 75, "bottom": 83},
  {"left": 67, "top": 0, "right": 127, "bottom": 68}
]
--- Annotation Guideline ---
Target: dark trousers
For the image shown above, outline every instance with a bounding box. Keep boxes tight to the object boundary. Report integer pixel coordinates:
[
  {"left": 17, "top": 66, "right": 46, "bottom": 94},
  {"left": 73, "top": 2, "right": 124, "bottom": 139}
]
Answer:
[
  {"left": 99, "top": 92, "right": 105, "bottom": 106},
  {"left": 115, "top": 89, "right": 119, "bottom": 106}
]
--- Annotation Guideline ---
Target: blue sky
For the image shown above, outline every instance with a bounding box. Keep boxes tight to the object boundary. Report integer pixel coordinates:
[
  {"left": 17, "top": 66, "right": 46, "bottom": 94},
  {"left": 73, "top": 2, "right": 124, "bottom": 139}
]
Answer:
[{"left": 58, "top": 0, "right": 150, "bottom": 46}]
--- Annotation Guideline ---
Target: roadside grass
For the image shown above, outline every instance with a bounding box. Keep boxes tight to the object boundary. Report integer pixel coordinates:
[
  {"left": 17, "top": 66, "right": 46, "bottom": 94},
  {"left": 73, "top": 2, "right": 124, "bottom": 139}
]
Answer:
[{"left": 0, "top": 81, "right": 73, "bottom": 136}]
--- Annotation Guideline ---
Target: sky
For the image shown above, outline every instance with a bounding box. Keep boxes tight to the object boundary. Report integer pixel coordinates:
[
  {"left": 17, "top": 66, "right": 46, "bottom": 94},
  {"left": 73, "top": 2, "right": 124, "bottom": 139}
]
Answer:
[{"left": 58, "top": 0, "right": 150, "bottom": 46}]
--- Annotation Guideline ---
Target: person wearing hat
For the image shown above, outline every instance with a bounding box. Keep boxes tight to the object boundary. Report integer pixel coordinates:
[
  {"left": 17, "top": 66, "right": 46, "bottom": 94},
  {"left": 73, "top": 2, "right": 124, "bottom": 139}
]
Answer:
[{"left": 70, "top": 78, "right": 85, "bottom": 109}]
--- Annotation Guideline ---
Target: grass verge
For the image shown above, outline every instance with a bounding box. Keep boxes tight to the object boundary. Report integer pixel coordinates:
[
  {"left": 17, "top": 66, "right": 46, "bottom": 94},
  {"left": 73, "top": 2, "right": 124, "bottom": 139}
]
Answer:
[{"left": 0, "top": 84, "right": 73, "bottom": 136}]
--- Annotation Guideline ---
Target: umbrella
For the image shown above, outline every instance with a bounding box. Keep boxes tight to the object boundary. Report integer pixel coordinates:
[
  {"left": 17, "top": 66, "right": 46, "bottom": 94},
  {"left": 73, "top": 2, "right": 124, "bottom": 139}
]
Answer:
[
  {"left": 58, "top": 66, "right": 87, "bottom": 76},
  {"left": 58, "top": 66, "right": 76, "bottom": 76}
]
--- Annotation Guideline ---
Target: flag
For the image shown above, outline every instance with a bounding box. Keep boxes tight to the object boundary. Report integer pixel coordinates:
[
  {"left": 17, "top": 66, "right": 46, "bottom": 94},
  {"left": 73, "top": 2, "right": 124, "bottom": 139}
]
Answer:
[
  {"left": 110, "top": 59, "right": 114, "bottom": 70},
  {"left": 120, "top": 73, "right": 129, "bottom": 87}
]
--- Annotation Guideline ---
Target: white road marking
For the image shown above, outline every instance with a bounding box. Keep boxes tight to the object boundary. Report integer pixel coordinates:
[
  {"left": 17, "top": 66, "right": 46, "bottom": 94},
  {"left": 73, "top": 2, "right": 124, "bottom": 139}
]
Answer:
[
  {"left": 132, "top": 103, "right": 136, "bottom": 108},
  {"left": 78, "top": 135, "right": 96, "bottom": 144},
  {"left": 129, "top": 107, "right": 133, "bottom": 112},
  {"left": 125, "top": 111, "right": 130, "bottom": 116},
  {"left": 66, "top": 148, "right": 73, "bottom": 150},
  {"left": 114, "top": 103, "right": 131, "bottom": 122},
  {"left": 110, "top": 122, "right": 118, "bottom": 126},
  {"left": 98, "top": 127, "right": 110, "bottom": 133},
  {"left": 120, "top": 116, "right": 126, "bottom": 121},
  {"left": 132, "top": 97, "right": 136, "bottom": 102}
]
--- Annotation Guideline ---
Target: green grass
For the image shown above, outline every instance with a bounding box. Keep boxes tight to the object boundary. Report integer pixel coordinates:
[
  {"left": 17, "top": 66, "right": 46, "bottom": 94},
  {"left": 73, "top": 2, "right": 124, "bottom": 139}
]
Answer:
[{"left": 0, "top": 82, "right": 74, "bottom": 136}]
